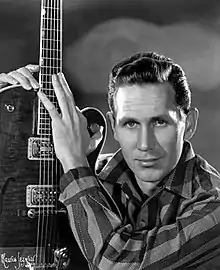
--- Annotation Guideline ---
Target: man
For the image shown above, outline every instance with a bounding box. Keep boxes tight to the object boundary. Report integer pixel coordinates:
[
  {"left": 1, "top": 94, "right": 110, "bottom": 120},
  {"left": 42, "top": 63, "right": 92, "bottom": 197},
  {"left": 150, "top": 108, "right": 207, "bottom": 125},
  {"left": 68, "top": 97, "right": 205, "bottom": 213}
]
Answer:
[{"left": 0, "top": 52, "right": 220, "bottom": 269}]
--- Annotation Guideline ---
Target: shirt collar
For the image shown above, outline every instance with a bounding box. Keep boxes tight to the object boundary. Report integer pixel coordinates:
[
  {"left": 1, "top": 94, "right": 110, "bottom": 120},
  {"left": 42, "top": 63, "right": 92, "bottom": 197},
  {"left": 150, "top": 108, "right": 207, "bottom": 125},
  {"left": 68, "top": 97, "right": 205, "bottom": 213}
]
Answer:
[
  {"left": 160, "top": 141, "right": 195, "bottom": 199},
  {"left": 98, "top": 141, "right": 195, "bottom": 200}
]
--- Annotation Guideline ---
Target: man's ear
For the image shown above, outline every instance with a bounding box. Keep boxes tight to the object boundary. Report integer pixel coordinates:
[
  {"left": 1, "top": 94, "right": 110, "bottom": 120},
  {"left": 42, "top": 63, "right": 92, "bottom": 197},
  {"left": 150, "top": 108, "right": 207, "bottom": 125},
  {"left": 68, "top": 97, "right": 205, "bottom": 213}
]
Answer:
[
  {"left": 106, "top": 111, "right": 118, "bottom": 141},
  {"left": 184, "top": 107, "right": 199, "bottom": 141}
]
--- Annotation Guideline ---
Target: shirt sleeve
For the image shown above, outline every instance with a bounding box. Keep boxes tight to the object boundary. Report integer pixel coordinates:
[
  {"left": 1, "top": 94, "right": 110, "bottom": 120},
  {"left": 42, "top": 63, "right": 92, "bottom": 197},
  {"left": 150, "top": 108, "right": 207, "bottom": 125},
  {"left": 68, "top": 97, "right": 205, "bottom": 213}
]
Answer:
[{"left": 59, "top": 167, "right": 220, "bottom": 270}]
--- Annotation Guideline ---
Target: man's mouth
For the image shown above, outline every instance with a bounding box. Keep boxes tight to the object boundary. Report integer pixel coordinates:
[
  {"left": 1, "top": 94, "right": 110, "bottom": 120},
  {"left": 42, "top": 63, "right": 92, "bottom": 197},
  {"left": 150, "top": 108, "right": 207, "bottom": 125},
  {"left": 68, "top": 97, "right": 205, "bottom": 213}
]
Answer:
[{"left": 135, "top": 157, "right": 160, "bottom": 167}]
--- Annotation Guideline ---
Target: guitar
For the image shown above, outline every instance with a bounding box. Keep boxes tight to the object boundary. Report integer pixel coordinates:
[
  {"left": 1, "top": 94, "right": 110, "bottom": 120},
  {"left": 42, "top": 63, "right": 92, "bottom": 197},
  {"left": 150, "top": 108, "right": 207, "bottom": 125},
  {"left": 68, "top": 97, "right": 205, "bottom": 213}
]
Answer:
[{"left": 0, "top": 0, "right": 106, "bottom": 269}]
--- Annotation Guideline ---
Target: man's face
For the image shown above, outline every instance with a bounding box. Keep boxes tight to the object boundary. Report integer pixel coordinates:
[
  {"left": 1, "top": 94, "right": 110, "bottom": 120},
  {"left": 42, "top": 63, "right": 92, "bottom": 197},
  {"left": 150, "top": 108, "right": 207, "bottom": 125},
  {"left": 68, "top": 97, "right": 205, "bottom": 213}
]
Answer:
[{"left": 111, "top": 83, "right": 189, "bottom": 185}]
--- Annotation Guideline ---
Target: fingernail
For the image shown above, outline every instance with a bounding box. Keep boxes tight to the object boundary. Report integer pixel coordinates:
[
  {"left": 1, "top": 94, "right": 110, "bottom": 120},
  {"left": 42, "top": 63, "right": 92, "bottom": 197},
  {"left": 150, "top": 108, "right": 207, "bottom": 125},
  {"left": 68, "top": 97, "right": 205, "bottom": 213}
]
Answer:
[
  {"left": 37, "top": 90, "right": 44, "bottom": 96},
  {"left": 58, "top": 72, "right": 65, "bottom": 80},
  {"left": 52, "top": 74, "right": 57, "bottom": 81},
  {"left": 34, "top": 83, "right": 40, "bottom": 89}
]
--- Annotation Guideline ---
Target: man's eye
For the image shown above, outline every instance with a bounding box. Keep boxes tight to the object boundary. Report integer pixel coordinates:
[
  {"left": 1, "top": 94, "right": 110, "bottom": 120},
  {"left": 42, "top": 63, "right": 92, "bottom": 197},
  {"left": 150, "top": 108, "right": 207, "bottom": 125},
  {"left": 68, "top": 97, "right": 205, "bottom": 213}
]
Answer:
[
  {"left": 124, "top": 121, "right": 138, "bottom": 128},
  {"left": 154, "top": 119, "right": 167, "bottom": 126}
]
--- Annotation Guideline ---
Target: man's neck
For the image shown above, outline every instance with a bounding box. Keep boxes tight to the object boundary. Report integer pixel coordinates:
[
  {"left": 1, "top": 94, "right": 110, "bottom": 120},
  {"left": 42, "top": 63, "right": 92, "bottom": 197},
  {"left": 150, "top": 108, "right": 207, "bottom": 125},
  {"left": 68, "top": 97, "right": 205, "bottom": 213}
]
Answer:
[{"left": 135, "top": 178, "right": 161, "bottom": 197}]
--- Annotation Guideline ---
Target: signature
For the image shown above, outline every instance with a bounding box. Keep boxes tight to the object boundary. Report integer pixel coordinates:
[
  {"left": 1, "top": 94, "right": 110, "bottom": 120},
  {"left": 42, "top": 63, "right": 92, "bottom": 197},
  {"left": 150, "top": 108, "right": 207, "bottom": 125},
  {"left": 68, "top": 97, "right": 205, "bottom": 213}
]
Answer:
[
  {"left": 0, "top": 252, "right": 56, "bottom": 270},
  {"left": 0, "top": 252, "right": 37, "bottom": 270}
]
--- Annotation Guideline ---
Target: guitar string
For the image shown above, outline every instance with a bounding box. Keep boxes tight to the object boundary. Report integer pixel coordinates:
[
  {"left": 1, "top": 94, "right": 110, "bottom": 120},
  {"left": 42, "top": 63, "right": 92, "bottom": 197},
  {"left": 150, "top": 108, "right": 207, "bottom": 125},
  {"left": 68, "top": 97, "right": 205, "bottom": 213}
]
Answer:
[
  {"left": 35, "top": 0, "right": 62, "bottom": 267},
  {"left": 37, "top": 0, "right": 49, "bottom": 267},
  {"left": 45, "top": 0, "right": 54, "bottom": 266},
  {"left": 36, "top": 0, "right": 44, "bottom": 267},
  {"left": 49, "top": 0, "right": 58, "bottom": 265},
  {"left": 40, "top": 0, "right": 47, "bottom": 266},
  {"left": 43, "top": 0, "right": 48, "bottom": 265},
  {"left": 45, "top": 0, "right": 62, "bottom": 266},
  {"left": 45, "top": 0, "right": 51, "bottom": 265},
  {"left": 55, "top": 0, "right": 61, "bottom": 263}
]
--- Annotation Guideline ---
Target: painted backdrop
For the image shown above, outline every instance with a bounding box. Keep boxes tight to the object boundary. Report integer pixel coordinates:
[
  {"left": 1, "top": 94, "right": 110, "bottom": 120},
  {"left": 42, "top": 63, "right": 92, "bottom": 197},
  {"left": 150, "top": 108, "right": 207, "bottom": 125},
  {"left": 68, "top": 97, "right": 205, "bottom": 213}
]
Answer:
[{"left": 0, "top": 0, "right": 219, "bottom": 170}]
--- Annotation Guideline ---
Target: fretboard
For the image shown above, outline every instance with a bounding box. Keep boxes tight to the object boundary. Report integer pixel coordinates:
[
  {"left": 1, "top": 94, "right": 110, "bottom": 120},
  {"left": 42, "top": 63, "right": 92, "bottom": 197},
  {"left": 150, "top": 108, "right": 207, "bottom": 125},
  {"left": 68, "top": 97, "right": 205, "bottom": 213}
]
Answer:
[{"left": 37, "top": 0, "right": 63, "bottom": 136}]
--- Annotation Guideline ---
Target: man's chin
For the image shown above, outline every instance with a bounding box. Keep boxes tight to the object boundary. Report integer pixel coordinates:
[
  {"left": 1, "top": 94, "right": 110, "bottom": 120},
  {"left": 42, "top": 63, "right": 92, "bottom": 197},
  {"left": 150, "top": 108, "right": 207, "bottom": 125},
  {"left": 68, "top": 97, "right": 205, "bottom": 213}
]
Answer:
[{"left": 134, "top": 168, "right": 165, "bottom": 183}]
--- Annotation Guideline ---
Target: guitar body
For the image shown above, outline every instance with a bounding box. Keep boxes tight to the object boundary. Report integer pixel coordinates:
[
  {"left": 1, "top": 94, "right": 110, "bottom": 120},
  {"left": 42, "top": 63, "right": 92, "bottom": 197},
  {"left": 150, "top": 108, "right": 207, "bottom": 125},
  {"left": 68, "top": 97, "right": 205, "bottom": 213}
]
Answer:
[
  {"left": 0, "top": 86, "right": 37, "bottom": 246},
  {"left": 0, "top": 85, "right": 106, "bottom": 269}
]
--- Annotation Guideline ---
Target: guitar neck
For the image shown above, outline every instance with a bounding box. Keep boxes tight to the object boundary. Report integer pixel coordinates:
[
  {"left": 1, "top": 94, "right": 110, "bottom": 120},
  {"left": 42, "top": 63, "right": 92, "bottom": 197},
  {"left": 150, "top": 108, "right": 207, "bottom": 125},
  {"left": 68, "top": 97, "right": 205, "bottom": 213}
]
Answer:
[{"left": 38, "top": 0, "right": 63, "bottom": 136}]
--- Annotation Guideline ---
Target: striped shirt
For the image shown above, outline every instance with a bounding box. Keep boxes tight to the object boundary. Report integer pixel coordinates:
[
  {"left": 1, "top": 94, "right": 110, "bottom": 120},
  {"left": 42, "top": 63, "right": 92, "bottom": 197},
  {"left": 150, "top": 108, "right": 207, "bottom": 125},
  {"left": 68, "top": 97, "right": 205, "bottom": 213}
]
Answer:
[{"left": 59, "top": 141, "right": 220, "bottom": 269}]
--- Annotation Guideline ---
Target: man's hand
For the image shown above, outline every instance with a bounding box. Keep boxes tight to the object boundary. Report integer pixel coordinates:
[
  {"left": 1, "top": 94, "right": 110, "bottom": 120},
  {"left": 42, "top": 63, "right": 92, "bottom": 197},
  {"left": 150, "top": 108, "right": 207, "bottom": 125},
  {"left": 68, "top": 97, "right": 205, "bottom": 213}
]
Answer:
[
  {"left": 0, "top": 64, "right": 103, "bottom": 172},
  {"left": 38, "top": 73, "right": 90, "bottom": 173},
  {"left": 0, "top": 64, "right": 40, "bottom": 91}
]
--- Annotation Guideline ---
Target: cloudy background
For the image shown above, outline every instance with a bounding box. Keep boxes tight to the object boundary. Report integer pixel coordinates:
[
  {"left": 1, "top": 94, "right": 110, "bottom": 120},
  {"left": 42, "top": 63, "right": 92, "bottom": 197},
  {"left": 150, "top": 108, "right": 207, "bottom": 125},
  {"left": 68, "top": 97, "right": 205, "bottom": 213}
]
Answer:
[{"left": 0, "top": 0, "right": 220, "bottom": 170}]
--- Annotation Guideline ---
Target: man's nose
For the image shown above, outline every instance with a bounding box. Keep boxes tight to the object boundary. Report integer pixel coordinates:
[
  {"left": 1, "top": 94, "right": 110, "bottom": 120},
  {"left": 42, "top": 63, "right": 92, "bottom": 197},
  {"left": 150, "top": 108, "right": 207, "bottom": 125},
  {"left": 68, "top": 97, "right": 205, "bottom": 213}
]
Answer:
[{"left": 137, "top": 125, "right": 155, "bottom": 151}]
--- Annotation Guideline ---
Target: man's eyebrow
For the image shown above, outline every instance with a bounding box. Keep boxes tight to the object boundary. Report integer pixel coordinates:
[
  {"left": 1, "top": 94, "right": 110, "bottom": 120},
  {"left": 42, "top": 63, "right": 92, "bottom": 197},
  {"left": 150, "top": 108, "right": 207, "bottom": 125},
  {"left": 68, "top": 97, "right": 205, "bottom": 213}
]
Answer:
[
  {"left": 117, "top": 116, "right": 137, "bottom": 124},
  {"left": 151, "top": 115, "right": 169, "bottom": 120},
  {"left": 118, "top": 114, "right": 169, "bottom": 123}
]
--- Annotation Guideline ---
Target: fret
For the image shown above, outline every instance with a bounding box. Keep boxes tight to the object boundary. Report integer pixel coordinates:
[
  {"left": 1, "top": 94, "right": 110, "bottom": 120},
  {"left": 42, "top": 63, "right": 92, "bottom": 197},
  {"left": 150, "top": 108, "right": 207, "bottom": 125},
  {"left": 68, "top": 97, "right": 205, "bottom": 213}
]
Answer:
[
  {"left": 39, "top": 105, "right": 58, "bottom": 111},
  {"left": 40, "top": 80, "right": 58, "bottom": 85},
  {"left": 38, "top": 118, "right": 51, "bottom": 123},
  {"left": 39, "top": 98, "right": 58, "bottom": 104},
  {"left": 40, "top": 122, "right": 51, "bottom": 124},
  {"left": 41, "top": 37, "right": 61, "bottom": 42},
  {"left": 41, "top": 48, "right": 61, "bottom": 51},
  {"left": 40, "top": 101, "right": 58, "bottom": 107},
  {"left": 42, "top": 29, "right": 61, "bottom": 34},
  {"left": 41, "top": 24, "right": 61, "bottom": 29},
  {"left": 38, "top": 124, "right": 51, "bottom": 128},
  {"left": 42, "top": 27, "right": 61, "bottom": 32},
  {"left": 41, "top": 69, "right": 60, "bottom": 73},
  {"left": 39, "top": 95, "right": 57, "bottom": 100},
  {"left": 39, "top": 88, "right": 56, "bottom": 93},
  {"left": 42, "top": 17, "right": 61, "bottom": 21},
  {"left": 39, "top": 102, "right": 59, "bottom": 109},
  {"left": 41, "top": 62, "right": 61, "bottom": 68},
  {"left": 40, "top": 74, "right": 54, "bottom": 77},
  {"left": 40, "top": 101, "right": 58, "bottom": 108},
  {"left": 39, "top": 111, "right": 51, "bottom": 116},
  {"left": 42, "top": 38, "right": 61, "bottom": 42},
  {"left": 42, "top": 6, "right": 60, "bottom": 10},
  {"left": 41, "top": 53, "right": 62, "bottom": 62},
  {"left": 38, "top": 0, "right": 62, "bottom": 136},
  {"left": 41, "top": 41, "right": 61, "bottom": 50},
  {"left": 40, "top": 62, "right": 61, "bottom": 68},
  {"left": 40, "top": 68, "right": 61, "bottom": 73},
  {"left": 40, "top": 86, "right": 54, "bottom": 90},
  {"left": 38, "top": 133, "right": 52, "bottom": 136},
  {"left": 38, "top": 127, "right": 51, "bottom": 131},
  {"left": 41, "top": 56, "right": 61, "bottom": 60}
]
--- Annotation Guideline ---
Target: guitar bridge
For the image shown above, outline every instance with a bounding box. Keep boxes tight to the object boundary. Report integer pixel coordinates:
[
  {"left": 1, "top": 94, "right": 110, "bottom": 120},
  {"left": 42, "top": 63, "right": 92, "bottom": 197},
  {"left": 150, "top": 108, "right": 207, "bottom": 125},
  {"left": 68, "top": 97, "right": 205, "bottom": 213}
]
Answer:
[
  {"left": 26, "top": 185, "right": 57, "bottom": 208},
  {"left": 28, "top": 137, "right": 54, "bottom": 160}
]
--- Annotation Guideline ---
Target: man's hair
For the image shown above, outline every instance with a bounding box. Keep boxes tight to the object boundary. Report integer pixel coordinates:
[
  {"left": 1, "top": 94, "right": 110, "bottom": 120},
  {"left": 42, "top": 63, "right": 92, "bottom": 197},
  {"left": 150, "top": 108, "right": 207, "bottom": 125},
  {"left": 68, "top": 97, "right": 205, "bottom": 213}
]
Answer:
[{"left": 108, "top": 51, "right": 191, "bottom": 116}]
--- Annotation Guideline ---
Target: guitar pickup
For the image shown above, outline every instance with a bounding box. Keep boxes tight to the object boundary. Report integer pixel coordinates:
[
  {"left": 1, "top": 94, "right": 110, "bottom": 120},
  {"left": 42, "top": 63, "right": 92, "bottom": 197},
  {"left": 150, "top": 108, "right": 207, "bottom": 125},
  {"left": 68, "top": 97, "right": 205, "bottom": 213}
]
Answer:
[
  {"left": 28, "top": 137, "right": 54, "bottom": 160},
  {"left": 26, "top": 185, "right": 57, "bottom": 208}
]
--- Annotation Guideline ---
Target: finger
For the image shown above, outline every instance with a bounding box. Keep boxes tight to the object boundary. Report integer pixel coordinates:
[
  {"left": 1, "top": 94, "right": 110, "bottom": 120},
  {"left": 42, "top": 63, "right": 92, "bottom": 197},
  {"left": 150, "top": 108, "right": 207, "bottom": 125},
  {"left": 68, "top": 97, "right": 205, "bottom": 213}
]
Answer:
[
  {"left": 52, "top": 74, "right": 70, "bottom": 117},
  {"left": 58, "top": 73, "right": 75, "bottom": 103},
  {"left": 18, "top": 65, "right": 40, "bottom": 89},
  {"left": 25, "top": 64, "right": 40, "bottom": 74},
  {"left": 7, "top": 65, "right": 40, "bottom": 91},
  {"left": 7, "top": 70, "right": 32, "bottom": 90},
  {"left": 0, "top": 72, "right": 19, "bottom": 87},
  {"left": 37, "top": 90, "right": 60, "bottom": 120}
]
